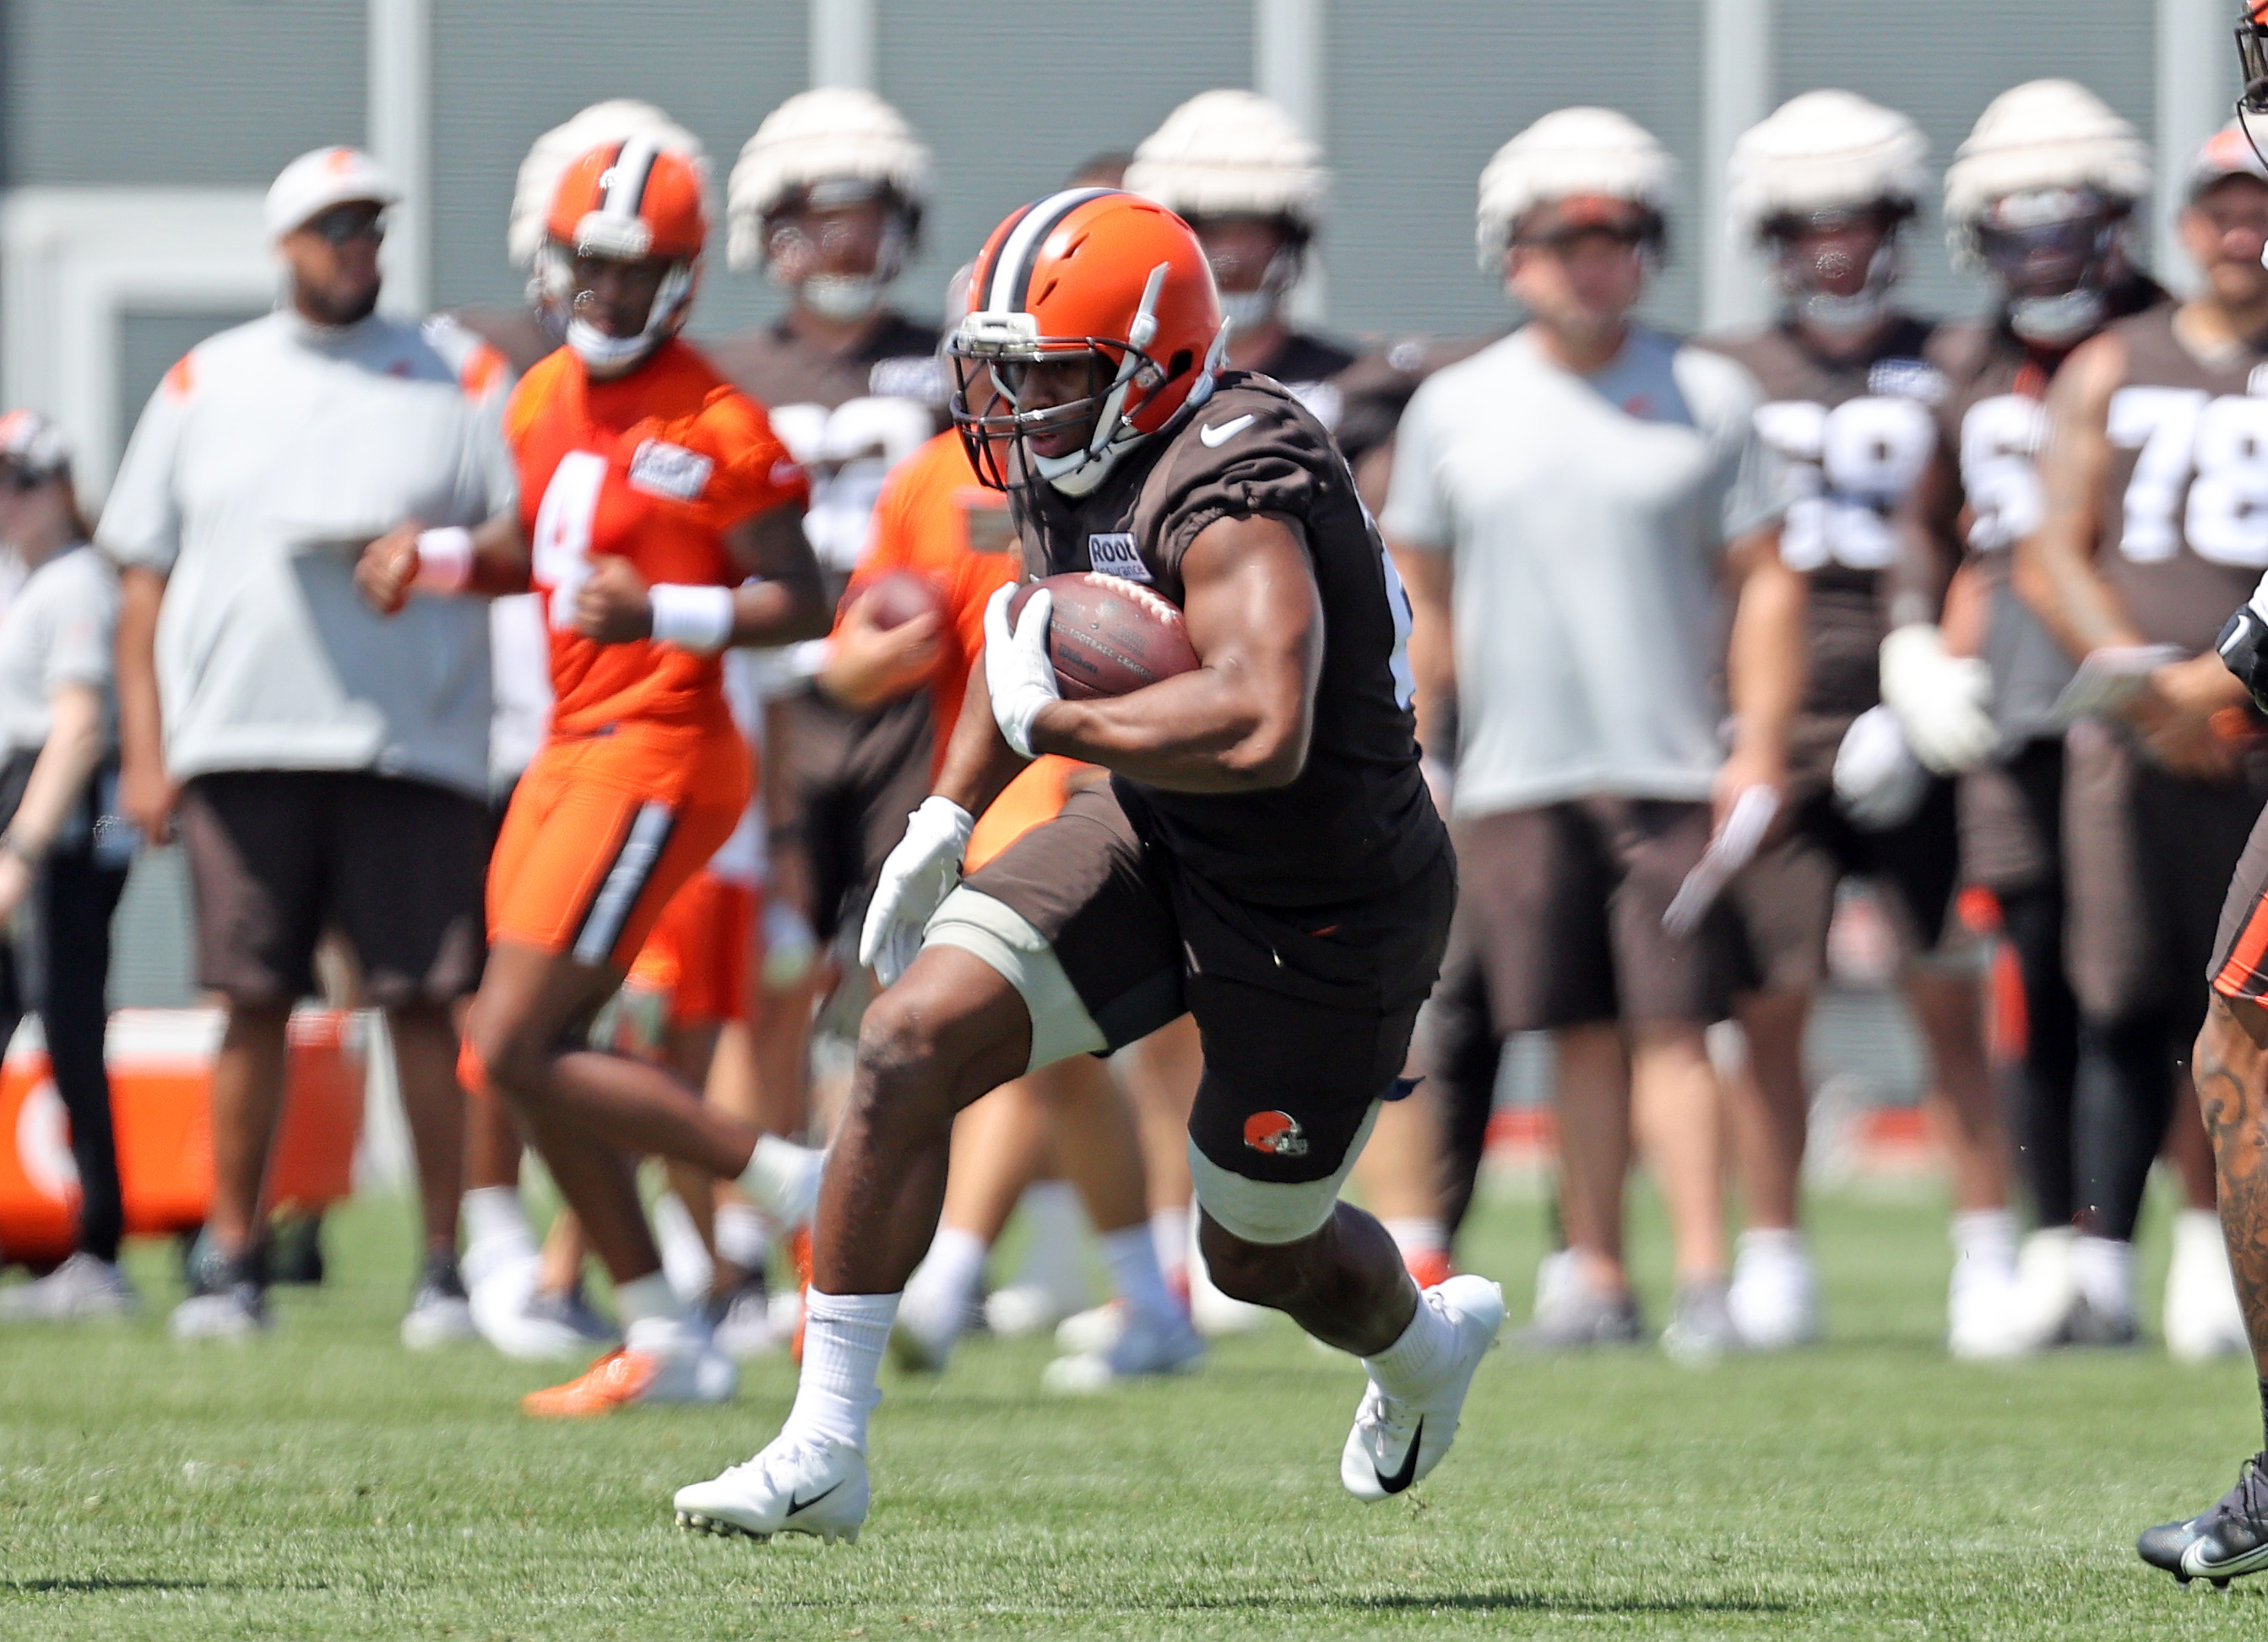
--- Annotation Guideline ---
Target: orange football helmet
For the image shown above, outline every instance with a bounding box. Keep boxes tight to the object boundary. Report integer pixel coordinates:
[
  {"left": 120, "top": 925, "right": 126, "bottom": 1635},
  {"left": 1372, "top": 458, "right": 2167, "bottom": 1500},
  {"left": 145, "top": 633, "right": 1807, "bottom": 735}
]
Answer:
[
  {"left": 539, "top": 136, "right": 708, "bottom": 373},
  {"left": 950, "top": 188, "right": 1226, "bottom": 496}
]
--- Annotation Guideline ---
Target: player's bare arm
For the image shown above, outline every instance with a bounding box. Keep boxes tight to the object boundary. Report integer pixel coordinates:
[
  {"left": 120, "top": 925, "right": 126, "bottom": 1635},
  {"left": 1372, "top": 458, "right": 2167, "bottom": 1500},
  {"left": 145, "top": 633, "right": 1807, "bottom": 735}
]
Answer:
[
  {"left": 1025, "top": 512, "right": 1322, "bottom": 794},
  {"left": 112, "top": 561, "right": 176, "bottom": 840},
  {"left": 1719, "top": 523, "right": 1804, "bottom": 821},
  {"left": 571, "top": 500, "right": 827, "bottom": 648},
  {"left": 2014, "top": 328, "right": 2140, "bottom": 658}
]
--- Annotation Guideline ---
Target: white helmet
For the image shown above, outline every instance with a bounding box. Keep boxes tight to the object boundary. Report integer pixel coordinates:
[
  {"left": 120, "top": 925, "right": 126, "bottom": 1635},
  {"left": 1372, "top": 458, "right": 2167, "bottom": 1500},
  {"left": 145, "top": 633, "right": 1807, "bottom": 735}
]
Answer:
[
  {"left": 1729, "top": 91, "right": 1927, "bottom": 336},
  {"left": 725, "top": 87, "right": 932, "bottom": 323},
  {"left": 1945, "top": 81, "right": 2149, "bottom": 346},
  {"left": 1728, "top": 91, "right": 1927, "bottom": 238},
  {"left": 1476, "top": 107, "right": 1673, "bottom": 269},
  {"left": 1943, "top": 80, "right": 2149, "bottom": 235},
  {"left": 1126, "top": 89, "right": 1328, "bottom": 232},
  {"left": 1126, "top": 89, "right": 1327, "bottom": 333},
  {"left": 508, "top": 100, "right": 706, "bottom": 269}
]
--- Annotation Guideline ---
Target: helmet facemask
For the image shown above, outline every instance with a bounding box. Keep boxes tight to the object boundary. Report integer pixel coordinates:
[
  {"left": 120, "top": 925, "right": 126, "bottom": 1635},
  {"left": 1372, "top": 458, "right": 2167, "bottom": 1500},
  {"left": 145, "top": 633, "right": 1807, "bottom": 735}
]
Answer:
[
  {"left": 763, "top": 181, "right": 914, "bottom": 322},
  {"left": 1974, "top": 188, "right": 2127, "bottom": 345},
  {"left": 539, "top": 234, "right": 699, "bottom": 377},
  {"left": 1191, "top": 214, "right": 1305, "bottom": 334},
  {"left": 1765, "top": 203, "right": 1908, "bottom": 338}
]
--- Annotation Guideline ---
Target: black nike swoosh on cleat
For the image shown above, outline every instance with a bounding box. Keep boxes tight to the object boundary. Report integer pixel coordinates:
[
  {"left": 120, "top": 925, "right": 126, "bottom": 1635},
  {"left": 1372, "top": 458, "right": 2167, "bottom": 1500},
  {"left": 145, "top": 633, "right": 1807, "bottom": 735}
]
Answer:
[
  {"left": 1373, "top": 1417, "right": 1424, "bottom": 1496},
  {"left": 785, "top": 1480, "right": 843, "bottom": 1516}
]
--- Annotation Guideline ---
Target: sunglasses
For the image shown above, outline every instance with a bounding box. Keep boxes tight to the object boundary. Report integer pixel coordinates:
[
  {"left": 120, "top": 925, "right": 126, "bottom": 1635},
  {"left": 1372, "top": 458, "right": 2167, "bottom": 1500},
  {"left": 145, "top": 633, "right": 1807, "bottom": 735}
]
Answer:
[{"left": 307, "top": 204, "right": 386, "bottom": 247}]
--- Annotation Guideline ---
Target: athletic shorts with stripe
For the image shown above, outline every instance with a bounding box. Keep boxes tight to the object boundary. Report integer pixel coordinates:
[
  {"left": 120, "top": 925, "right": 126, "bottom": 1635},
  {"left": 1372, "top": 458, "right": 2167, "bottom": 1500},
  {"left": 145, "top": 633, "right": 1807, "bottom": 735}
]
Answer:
[
  {"left": 2210, "top": 798, "right": 2268, "bottom": 1004},
  {"left": 488, "top": 719, "right": 751, "bottom": 973},
  {"left": 928, "top": 778, "right": 1456, "bottom": 1244}
]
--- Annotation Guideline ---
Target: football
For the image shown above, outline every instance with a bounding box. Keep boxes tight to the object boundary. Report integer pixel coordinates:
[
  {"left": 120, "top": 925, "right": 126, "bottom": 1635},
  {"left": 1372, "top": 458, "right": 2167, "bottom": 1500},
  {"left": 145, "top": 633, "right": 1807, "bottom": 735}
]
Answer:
[
  {"left": 860, "top": 568, "right": 947, "bottom": 631},
  {"left": 1008, "top": 572, "right": 1200, "bottom": 699}
]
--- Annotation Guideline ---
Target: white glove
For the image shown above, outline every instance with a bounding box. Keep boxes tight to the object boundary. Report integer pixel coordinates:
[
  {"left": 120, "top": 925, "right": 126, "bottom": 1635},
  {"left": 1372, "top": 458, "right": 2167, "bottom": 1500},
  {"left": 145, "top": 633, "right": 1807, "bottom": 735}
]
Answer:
[
  {"left": 1879, "top": 623, "right": 1996, "bottom": 774},
  {"left": 984, "top": 583, "right": 1060, "bottom": 758},
  {"left": 857, "top": 795, "right": 974, "bottom": 986},
  {"left": 1832, "top": 704, "right": 1931, "bottom": 831}
]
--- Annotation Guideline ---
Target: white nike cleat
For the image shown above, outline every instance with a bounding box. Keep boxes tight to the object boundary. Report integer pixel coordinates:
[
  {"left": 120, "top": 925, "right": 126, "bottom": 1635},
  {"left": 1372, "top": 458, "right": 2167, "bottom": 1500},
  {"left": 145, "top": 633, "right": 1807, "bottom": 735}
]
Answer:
[
  {"left": 675, "top": 1434, "right": 869, "bottom": 1543},
  {"left": 1042, "top": 1305, "right": 1203, "bottom": 1394},
  {"left": 1341, "top": 1274, "right": 1504, "bottom": 1504}
]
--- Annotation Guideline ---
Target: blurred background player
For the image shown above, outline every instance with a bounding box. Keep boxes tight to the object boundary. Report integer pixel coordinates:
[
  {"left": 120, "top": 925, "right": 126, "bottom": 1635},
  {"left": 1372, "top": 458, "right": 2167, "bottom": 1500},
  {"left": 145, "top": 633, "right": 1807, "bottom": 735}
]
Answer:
[
  {"left": 2011, "top": 121, "right": 2268, "bottom": 1355},
  {"left": 713, "top": 93, "right": 941, "bottom": 1142},
  {"left": 1385, "top": 109, "right": 1802, "bottom": 1362},
  {"left": 1893, "top": 80, "right": 2181, "bottom": 1355},
  {"left": 106, "top": 148, "right": 513, "bottom": 1346},
  {"left": 450, "top": 100, "right": 710, "bottom": 1363},
  {"left": 1697, "top": 91, "right": 2016, "bottom": 1355},
  {"left": 0, "top": 412, "right": 136, "bottom": 1320},
  {"left": 356, "top": 135, "right": 829, "bottom": 1415}
]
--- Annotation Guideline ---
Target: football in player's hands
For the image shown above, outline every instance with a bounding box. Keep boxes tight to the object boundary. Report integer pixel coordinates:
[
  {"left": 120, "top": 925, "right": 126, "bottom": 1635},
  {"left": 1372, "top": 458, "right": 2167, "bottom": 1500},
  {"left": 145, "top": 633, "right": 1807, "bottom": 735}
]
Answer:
[
  {"left": 1006, "top": 572, "right": 1199, "bottom": 699},
  {"left": 860, "top": 569, "right": 947, "bottom": 631}
]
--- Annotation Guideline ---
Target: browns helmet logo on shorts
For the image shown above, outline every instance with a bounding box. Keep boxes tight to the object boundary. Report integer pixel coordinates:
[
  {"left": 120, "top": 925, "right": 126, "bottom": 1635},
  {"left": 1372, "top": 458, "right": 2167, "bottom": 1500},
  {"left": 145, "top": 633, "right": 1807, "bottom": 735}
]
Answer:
[{"left": 1243, "top": 1110, "right": 1309, "bottom": 1157}]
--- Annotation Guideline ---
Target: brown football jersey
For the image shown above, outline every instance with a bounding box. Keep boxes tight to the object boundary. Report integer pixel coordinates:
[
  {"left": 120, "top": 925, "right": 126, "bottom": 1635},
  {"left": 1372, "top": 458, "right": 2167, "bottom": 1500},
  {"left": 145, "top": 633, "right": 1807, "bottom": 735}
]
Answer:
[
  {"left": 1019, "top": 371, "right": 1441, "bottom": 906},
  {"left": 1696, "top": 317, "right": 1941, "bottom": 724},
  {"left": 708, "top": 311, "right": 947, "bottom": 585},
  {"left": 2096, "top": 303, "right": 2268, "bottom": 655},
  {"left": 1246, "top": 328, "right": 1357, "bottom": 436}
]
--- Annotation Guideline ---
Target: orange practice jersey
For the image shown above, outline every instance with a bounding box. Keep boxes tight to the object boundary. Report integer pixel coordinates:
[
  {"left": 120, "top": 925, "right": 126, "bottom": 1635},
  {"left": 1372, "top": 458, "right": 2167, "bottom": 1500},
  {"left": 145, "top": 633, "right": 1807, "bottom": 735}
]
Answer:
[
  {"left": 507, "top": 338, "right": 806, "bottom": 735},
  {"left": 840, "top": 430, "right": 1020, "bottom": 772}
]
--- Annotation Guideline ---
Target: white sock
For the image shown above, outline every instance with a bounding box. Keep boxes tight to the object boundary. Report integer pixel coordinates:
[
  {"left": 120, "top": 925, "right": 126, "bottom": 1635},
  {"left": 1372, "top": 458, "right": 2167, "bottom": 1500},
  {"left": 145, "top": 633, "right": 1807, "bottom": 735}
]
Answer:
[
  {"left": 1009, "top": 1182, "right": 1088, "bottom": 1292},
  {"left": 1363, "top": 1284, "right": 1454, "bottom": 1399},
  {"left": 2071, "top": 1234, "right": 2136, "bottom": 1320},
  {"left": 714, "top": 1200, "right": 775, "bottom": 1274},
  {"left": 1102, "top": 1224, "right": 1180, "bottom": 1328},
  {"left": 738, "top": 1135, "right": 822, "bottom": 1227},
  {"left": 1150, "top": 1206, "right": 1191, "bottom": 1286},
  {"left": 784, "top": 1288, "right": 898, "bottom": 1452},
  {"left": 614, "top": 1271, "right": 681, "bottom": 1328},
  {"left": 1381, "top": 1217, "right": 1448, "bottom": 1264},
  {"left": 901, "top": 1227, "right": 988, "bottom": 1336},
  {"left": 1951, "top": 1209, "right": 2017, "bottom": 1276},
  {"left": 653, "top": 1192, "right": 714, "bottom": 1303},
  {"left": 460, "top": 1185, "right": 534, "bottom": 1272}
]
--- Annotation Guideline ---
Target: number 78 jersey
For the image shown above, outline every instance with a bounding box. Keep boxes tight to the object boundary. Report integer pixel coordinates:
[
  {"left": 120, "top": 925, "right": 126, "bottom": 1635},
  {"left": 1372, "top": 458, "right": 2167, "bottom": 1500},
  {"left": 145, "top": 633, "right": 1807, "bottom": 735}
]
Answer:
[
  {"left": 2097, "top": 304, "right": 2268, "bottom": 656},
  {"left": 505, "top": 339, "right": 807, "bottom": 737}
]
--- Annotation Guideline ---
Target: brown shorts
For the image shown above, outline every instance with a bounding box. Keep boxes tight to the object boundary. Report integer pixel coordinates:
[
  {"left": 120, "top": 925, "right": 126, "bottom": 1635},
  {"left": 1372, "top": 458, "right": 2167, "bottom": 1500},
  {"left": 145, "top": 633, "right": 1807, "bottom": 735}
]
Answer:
[
  {"left": 2063, "top": 720, "right": 2268, "bottom": 1030},
  {"left": 177, "top": 770, "right": 489, "bottom": 1007},
  {"left": 771, "top": 686, "right": 931, "bottom": 943},
  {"left": 1451, "top": 798, "right": 1738, "bottom": 1033},
  {"left": 961, "top": 779, "right": 1456, "bottom": 1185},
  {"left": 1731, "top": 773, "right": 1962, "bottom": 992},
  {"left": 2211, "top": 807, "right": 2268, "bottom": 1002},
  {"left": 1958, "top": 737, "right": 2063, "bottom": 896}
]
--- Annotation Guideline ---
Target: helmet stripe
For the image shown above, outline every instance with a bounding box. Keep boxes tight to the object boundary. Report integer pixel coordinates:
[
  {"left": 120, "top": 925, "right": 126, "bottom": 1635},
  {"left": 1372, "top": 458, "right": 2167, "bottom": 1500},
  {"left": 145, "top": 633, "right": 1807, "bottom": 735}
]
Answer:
[
  {"left": 986, "top": 187, "right": 1115, "bottom": 313},
  {"left": 600, "top": 133, "right": 662, "bottom": 220}
]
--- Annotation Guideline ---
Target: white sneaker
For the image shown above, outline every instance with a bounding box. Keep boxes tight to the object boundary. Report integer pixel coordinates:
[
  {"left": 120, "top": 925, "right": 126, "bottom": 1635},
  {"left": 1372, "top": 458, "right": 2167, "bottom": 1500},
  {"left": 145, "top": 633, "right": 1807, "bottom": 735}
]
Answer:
[
  {"left": 1726, "top": 1231, "right": 1820, "bottom": 1351},
  {"left": 469, "top": 1255, "right": 602, "bottom": 1361},
  {"left": 2166, "top": 1210, "right": 2250, "bottom": 1363},
  {"left": 1042, "top": 1305, "right": 1204, "bottom": 1394},
  {"left": 1055, "top": 1300, "right": 1124, "bottom": 1357},
  {"left": 1341, "top": 1274, "right": 1505, "bottom": 1503},
  {"left": 399, "top": 1256, "right": 479, "bottom": 1351},
  {"left": 1946, "top": 1258, "right": 2028, "bottom": 1359},
  {"left": 888, "top": 1290, "right": 966, "bottom": 1374},
  {"left": 0, "top": 1253, "right": 138, "bottom": 1320},
  {"left": 675, "top": 1434, "right": 869, "bottom": 1543},
  {"left": 169, "top": 1285, "right": 268, "bottom": 1341},
  {"left": 2006, "top": 1227, "right": 2081, "bottom": 1351}
]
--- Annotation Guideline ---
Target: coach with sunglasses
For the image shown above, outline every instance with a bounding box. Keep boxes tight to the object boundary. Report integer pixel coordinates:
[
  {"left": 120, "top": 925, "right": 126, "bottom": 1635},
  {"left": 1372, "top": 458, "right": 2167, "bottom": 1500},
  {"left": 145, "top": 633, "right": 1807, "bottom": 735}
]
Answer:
[{"left": 102, "top": 148, "right": 516, "bottom": 1344}]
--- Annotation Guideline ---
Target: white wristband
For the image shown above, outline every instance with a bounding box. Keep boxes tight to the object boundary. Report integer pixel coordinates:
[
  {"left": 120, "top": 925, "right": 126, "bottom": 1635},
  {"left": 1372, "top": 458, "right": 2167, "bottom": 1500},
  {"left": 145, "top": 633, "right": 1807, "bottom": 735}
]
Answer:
[
  {"left": 648, "top": 583, "right": 736, "bottom": 653},
  {"left": 410, "top": 526, "right": 474, "bottom": 593}
]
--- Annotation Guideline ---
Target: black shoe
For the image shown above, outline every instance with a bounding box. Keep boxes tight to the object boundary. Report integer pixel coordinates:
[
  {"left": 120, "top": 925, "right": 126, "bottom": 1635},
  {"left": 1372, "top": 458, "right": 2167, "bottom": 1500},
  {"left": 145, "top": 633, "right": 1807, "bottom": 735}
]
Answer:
[
  {"left": 2140, "top": 1453, "right": 2268, "bottom": 1586},
  {"left": 268, "top": 1212, "right": 326, "bottom": 1286}
]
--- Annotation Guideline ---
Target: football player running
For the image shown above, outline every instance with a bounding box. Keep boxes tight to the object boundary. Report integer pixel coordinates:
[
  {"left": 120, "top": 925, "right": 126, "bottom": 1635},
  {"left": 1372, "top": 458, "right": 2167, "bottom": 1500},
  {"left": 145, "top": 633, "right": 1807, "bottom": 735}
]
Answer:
[
  {"left": 673, "top": 190, "right": 1495, "bottom": 1545},
  {"left": 356, "top": 137, "right": 832, "bottom": 1415},
  {"left": 1891, "top": 82, "right": 2195, "bottom": 1357},
  {"left": 1696, "top": 92, "right": 2017, "bottom": 1354}
]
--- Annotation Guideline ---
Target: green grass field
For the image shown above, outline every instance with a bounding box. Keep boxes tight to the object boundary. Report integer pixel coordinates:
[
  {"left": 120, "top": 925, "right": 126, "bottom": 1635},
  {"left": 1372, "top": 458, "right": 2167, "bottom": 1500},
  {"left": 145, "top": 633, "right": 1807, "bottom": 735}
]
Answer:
[{"left": 4, "top": 1178, "right": 2266, "bottom": 1639}]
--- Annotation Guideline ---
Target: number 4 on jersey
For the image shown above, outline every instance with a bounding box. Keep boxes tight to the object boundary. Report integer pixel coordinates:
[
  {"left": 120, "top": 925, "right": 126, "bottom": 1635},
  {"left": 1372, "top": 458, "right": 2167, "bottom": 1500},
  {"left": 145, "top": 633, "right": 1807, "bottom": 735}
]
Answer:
[{"left": 530, "top": 449, "right": 608, "bottom": 630}]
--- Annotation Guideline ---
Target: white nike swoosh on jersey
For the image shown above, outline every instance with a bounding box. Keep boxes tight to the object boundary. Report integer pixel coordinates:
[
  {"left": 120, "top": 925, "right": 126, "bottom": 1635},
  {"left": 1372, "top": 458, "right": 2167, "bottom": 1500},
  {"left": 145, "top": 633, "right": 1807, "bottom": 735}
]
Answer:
[{"left": 1198, "top": 415, "right": 1256, "bottom": 447}]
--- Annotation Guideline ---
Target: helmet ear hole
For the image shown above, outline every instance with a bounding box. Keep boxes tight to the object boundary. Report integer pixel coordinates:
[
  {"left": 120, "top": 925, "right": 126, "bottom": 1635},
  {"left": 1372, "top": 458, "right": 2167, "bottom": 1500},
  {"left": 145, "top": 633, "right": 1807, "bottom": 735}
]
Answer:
[{"left": 1166, "top": 349, "right": 1193, "bottom": 381}]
